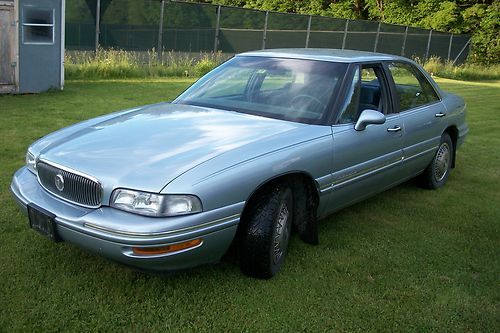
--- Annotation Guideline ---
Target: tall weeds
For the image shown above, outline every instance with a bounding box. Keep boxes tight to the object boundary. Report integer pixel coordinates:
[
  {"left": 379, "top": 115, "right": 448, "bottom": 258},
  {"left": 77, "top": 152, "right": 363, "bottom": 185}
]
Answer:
[
  {"left": 417, "top": 56, "right": 500, "bottom": 81},
  {"left": 65, "top": 48, "right": 228, "bottom": 79},
  {"left": 65, "top": 49, "right": 500, "bottom": 81}
]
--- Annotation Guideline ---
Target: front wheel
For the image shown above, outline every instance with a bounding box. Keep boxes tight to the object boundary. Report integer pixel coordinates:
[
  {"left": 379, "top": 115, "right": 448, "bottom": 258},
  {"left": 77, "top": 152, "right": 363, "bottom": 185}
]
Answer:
[
  {"left": 239, "top": 185, "right": 293, "bottom": 279},
  {"left": 420, "top": 133, "right": 453, "bottom": 189}
]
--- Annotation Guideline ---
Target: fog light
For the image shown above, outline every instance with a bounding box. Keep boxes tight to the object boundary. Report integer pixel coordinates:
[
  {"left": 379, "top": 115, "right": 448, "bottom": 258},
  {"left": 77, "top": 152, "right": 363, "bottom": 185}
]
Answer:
[{"left": 132, "top": 238, "right": 202, "bottom": 256}]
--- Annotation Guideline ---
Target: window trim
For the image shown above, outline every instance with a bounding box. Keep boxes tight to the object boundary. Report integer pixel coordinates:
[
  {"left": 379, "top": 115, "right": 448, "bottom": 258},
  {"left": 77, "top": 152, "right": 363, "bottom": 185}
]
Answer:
[
  {"left": 332, "top": 61, "right": 393, "bottom": 125},
  {"left": 22, "top": 7, "right": 55, "bottom": 45},
  {"left": 327, "top": 62, "right": 358, "bottom": 125},
  {"left": 365, "top": 63, "right": 393, "bottom": 115}
]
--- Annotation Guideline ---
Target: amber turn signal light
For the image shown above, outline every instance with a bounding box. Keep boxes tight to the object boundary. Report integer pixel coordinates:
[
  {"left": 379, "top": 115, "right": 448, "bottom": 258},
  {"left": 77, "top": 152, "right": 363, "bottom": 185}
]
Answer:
[{"left": 132, "top": 238, "right": 202, "bottom": 255}]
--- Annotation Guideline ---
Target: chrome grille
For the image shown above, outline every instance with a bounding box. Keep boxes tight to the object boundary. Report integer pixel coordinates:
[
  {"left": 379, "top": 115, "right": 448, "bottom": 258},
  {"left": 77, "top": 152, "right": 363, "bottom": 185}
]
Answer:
[{"left": 37, "top": 161, "right": 102, "bottom": 208}]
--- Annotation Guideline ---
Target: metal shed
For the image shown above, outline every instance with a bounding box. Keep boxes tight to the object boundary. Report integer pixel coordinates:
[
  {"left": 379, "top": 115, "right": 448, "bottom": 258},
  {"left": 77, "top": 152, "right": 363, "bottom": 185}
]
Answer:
[{"left": 0, "top": 0, "right": 64, "bottom": 94}]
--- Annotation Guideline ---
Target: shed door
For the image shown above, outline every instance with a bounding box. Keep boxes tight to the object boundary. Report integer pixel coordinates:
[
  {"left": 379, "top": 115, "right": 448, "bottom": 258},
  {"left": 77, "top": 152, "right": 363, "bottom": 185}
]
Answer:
[
  {"left": 0, "top": 1, "right": 15, "bottom": 92},
  {"left": 18, "top": 0, "right": 62, "bottom": 93}
]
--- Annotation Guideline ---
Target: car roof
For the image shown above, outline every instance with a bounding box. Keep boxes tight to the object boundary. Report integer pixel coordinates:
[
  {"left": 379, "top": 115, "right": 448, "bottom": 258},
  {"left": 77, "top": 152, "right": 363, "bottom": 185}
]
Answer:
[{"left": 238, "top": 48, "right": 408, "bottom": 63}]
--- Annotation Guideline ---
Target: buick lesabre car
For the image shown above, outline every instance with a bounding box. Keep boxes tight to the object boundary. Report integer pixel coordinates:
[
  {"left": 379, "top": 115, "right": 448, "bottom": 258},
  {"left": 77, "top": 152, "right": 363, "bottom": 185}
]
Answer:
[{"left": 11, "top": 49, "right": 467, "bottom": 278}]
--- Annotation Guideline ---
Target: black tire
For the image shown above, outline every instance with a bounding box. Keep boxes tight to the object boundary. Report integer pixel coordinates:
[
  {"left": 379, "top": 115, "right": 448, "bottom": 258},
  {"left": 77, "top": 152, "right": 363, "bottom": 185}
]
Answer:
[
  {"left": 420, "top": 132, "right": 453, "bottom": 189},
  {"left": 239, "top": 184, "right": 293, "bottom": 279}
]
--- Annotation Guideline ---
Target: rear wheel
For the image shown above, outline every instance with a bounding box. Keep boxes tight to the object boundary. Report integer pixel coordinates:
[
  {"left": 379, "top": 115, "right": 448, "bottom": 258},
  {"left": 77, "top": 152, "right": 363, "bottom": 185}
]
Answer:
[
  {"left": 239, "top": 184, "right": 293, "bottom": 279},
  {"left": 420, "top": 133, "right": 453, "bottom": 189}
]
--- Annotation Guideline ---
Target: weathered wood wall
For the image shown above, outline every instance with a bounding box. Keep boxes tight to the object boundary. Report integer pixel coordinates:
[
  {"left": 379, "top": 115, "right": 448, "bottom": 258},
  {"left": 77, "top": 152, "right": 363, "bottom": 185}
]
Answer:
[{"left": 0, "top": 0, "right": 16, "bottom": 93}]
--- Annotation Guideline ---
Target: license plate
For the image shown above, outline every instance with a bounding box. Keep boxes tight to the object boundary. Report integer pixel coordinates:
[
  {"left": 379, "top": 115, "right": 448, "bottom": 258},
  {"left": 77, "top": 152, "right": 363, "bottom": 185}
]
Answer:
[{"left": 27, "top": 203, "right": 61, "bottom": 242}]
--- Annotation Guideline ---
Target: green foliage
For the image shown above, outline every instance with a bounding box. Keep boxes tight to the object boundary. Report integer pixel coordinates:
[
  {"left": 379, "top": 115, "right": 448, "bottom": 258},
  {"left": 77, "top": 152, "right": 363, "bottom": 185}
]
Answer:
[
  {"left": 65, "top": 48, "right": 142, "bottom": 79},
  {"left": 326, "top": 1, "right": 360, "bottom": 20},
  {"left": 419, "top": 1, "right": 461, "bottom": 32},
  {"left": 419, "top": 56, "right": 500, "bottom": 81},
  {"left": 465, "top": 2, "right": 500, "bottom": 64},
  {"left": 65, "top": 49, "right": 499, "bottom": 82},
  {"left": 65, "top": 49, "right": 226, "bottom": 79},
  {"left": 193, "top": 55, "right": 220, "bottom": 76}
]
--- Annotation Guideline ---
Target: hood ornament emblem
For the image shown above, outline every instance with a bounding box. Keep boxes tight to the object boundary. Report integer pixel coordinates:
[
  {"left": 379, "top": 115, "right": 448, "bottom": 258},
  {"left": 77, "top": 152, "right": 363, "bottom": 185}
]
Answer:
[{"left": 55, "top": 174, "right": 64, "bottom": 192}]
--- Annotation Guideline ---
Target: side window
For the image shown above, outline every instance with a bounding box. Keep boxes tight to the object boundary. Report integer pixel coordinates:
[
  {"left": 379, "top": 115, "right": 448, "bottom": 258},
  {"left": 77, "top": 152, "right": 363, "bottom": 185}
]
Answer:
[
  {"left": 199, "top": 67, "right": 254, "bottom": 98},
  {"left": 260, "top": 70, "right": 294, "bottom": 91},
  {"left": 359, "top": 67, "right": 384, "bottom": 113},
  {"left": 337, "top": 67, "right": 360, "bottom": 124},
  {"left": 388, "top": 62, "right": 440, "bottom": 112},
  {"left": 337, "top": 64, "right": 387, "bottom": 124}
]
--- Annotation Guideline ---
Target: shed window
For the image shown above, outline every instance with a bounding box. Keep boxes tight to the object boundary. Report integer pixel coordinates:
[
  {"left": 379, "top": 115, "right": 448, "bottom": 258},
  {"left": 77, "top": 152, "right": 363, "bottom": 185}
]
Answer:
[{"left": 22, "top": 7, "right": 54, "bottom": 44}]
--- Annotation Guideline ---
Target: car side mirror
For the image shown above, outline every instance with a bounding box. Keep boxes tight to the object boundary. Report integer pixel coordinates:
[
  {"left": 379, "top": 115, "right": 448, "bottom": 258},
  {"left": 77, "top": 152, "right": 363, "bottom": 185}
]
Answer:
[{"left": 354, "top": 109, "right": 386, "bottom": 131}]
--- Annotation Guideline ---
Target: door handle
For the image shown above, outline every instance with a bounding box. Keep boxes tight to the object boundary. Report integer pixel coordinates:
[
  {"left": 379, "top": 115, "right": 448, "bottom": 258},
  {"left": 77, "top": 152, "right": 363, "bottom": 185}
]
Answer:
[
  {"left": 435, "top": 112, "right": 446, "bottom": 117},
  {"left": 387, "top": 126, "right": 402, "bottom": 132}
]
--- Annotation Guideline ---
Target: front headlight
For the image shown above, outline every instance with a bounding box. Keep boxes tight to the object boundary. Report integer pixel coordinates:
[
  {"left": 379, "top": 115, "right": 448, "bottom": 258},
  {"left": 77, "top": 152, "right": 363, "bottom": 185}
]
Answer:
[
  {"left": 110, "top": 189, "right": 203, "bottom": 217},
  {"left": 26, "top": 150, "right": 37, "bottom": 174}
]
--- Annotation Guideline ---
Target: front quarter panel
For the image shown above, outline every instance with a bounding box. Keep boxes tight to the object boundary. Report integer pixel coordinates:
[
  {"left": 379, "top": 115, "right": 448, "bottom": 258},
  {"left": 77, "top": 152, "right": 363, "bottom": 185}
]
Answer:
[{"left": 162, "top": 125, "right": 334, "bottom": 215}]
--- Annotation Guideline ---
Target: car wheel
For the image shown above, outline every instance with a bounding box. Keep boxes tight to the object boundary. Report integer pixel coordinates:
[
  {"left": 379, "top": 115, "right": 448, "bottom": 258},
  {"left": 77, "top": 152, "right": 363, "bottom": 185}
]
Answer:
[
  {"left": 420, "top": 132, "right": 453, "bottom": 189},
  {"left": 239, "top": 184, "right": 293, "bottom": 279}
]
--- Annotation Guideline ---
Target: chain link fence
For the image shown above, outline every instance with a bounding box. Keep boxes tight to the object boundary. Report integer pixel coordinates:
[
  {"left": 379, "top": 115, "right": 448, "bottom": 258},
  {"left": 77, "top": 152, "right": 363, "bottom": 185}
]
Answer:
[{"left": 66, "top": 0, "right": 471, "bottom": 64}]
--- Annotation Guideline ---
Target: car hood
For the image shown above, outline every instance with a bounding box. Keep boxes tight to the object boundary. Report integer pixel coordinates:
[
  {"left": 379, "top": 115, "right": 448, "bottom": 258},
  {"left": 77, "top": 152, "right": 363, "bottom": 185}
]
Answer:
[{"left": 38, "top": 103, "right": 304, "bottom": 194}]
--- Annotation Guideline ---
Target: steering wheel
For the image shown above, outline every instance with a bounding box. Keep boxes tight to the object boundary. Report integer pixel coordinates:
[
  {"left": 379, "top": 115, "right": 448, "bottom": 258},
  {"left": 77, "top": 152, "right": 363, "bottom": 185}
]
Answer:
[{"left": 291, "top": 94, "right": 326, "bottom": 113}]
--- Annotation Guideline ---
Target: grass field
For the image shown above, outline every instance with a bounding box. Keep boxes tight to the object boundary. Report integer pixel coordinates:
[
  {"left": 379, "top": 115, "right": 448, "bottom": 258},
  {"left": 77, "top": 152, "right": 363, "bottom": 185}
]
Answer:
[{"left": 0, "top": 78, "right": 498, "bottom": 332}]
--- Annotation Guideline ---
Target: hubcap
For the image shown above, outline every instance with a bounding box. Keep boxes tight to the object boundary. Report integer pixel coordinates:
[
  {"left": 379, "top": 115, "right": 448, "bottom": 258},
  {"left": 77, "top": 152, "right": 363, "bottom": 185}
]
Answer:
[
  {"left": 434, "top": 142, "right": 450, "bottom": 182},
  {"left": 273, "top": 202, "right": 290, "bottom": 265}
]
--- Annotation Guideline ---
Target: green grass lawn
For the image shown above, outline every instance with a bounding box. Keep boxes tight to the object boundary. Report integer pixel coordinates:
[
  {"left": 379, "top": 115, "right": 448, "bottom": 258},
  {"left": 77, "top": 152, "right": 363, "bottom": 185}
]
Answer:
[{"left": 0, "top": 78, "right": 498, "bottom": 332}]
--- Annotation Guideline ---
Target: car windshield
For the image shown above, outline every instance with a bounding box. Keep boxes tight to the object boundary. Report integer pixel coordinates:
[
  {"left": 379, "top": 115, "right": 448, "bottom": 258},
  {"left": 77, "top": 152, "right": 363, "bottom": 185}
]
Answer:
[{"left": 174, "top": 56, "right": 348, "bottom": 124}]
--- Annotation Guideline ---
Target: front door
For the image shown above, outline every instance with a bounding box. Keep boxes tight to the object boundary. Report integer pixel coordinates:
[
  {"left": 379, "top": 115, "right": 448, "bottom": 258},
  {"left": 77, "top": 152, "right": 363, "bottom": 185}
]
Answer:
[
  {"left": 0, "top": 1, "right": 16, "bottom": 93},
  {"left": 325, "top": 63, "right": 405, "bottom": 214}
]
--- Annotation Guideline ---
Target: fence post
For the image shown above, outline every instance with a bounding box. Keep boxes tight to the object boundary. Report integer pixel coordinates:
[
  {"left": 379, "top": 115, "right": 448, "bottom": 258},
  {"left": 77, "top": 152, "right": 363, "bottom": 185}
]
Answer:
[
  {"left": 157, "top": 0, "right": 165, "bottom": 63},
  {"left": 425, "top": 29, "right": 432, "bottom": 59},
  {"left": 342, "top": 19, "right": 349, "bottom": 50},
  {"left": 401, "top": 26, "right": 408, "bottom": 56},
  {"left": 213, "top": 5, "right": 221, "bottom": 53},
  {"left": 447, "top": 33, "right": 453, "bottom": 62},
  {"left": 95, "top": 0, "right": 101, "bottom": 51},
  {"left": 374, "top": 21, "right": 381, "bottom": 52},
  {"left": 262, "top": 11, "right": 268, "bottom": 49},
  {"left": 452, "top": 37, "right": 471, "bottom": 66},
  {"left": 305, "top": 15, "right": 312, "bottom": 48}
]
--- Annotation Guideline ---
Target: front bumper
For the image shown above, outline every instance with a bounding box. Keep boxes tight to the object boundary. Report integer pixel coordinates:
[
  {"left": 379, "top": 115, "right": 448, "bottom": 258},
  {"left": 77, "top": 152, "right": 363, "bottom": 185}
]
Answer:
[{"left": 10, "top": 167, "right": 242, "bottom": 271}]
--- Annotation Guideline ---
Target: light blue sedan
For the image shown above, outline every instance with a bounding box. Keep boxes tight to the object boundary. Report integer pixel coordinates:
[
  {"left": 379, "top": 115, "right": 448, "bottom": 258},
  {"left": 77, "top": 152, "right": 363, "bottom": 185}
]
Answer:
[{"left": 11, "top": 49, "right": 468, "bottom": 278}]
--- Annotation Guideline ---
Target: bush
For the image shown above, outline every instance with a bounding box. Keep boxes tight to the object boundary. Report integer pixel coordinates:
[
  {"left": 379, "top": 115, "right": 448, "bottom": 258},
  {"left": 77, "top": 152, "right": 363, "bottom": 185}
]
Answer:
[{"left": 194, "top": 55, "right": 219, "bottom": 77}]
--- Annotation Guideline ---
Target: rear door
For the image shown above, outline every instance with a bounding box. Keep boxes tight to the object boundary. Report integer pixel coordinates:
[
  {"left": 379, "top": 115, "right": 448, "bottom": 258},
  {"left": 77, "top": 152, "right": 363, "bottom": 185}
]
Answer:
[
  {"left": 385, "top": 62, "right": 445, "bottom": 177},
  {"left": 325, "top": 63, "right": 404, "bottom": 214}
]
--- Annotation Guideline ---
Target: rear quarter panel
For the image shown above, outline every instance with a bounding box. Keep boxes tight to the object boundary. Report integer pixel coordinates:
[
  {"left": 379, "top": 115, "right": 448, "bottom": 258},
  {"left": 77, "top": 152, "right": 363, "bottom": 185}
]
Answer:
[{"left": 442, "top": 92, "right": 468, "bottom": 147}]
